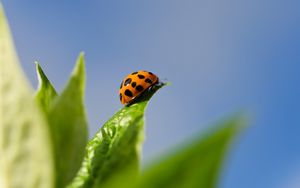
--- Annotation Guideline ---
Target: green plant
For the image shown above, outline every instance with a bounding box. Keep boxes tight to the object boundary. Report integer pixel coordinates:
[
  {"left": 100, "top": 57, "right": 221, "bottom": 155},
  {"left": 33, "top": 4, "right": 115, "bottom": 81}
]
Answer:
[{"left": 0, "top": 4, "right": 246, "bottom": 188}]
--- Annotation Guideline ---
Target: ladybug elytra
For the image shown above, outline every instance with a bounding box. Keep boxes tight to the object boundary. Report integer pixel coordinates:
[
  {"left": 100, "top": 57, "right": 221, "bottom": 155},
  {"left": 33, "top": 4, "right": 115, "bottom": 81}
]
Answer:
[{"left": 119, "top": 70, "right": 159, "bottom": 105}]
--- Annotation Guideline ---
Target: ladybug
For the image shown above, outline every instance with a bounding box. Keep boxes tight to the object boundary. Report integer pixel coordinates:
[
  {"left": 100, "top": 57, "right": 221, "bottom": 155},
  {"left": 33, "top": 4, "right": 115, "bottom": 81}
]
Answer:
[{"left": 119, "top": 70, "right": 159, "bottom": 105}]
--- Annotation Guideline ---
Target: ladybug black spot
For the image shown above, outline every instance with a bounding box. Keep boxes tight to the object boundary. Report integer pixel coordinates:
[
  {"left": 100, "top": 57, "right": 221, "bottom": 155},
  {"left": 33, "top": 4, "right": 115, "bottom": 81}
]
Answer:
[
  {"left": 145, "top": 78, "right": 153, "bottom": 84},
  {"left": 138, "top": 74, "right": 145, "bottom": 79},
  {"left": 124, "top": 78, "right": 132, "bottom": 86},
  {"left": 136, "top": 85, "right": 144, "bottom": 92},
  {"left": 125, "top": 89, "right": 133, "bottom": 97},
  {"left": 119, "top": 93, "right": 122, "bottom": 101},
  {"left": 148, "top": 72, "right": 153, "bottom": 75},
  {"left": 120, "top": 81, "right": 123, "bottom": 89},
  {"left": 131, "top": 72, "right": 138, "bottom": 75},
  {"left": 131, "top": 82, "right": 136, "bottom": 88}
]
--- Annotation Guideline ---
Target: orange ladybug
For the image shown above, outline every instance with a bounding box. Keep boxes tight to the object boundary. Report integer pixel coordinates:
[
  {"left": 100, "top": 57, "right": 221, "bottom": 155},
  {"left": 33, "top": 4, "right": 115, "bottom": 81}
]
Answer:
[{"left": 119, "top": 70, "right": 159, "bottom": 105}]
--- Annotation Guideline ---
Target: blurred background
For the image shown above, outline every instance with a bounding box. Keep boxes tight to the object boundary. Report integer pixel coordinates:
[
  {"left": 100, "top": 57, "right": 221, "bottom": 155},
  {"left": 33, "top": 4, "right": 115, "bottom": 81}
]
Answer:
[{"left": 2, "top": 1, "right": 300, "bottom": 188}]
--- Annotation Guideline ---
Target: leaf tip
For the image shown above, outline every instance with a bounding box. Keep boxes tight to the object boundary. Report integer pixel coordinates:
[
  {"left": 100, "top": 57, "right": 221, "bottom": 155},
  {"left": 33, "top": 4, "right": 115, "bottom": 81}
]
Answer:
[
  {"left": 220, "top": 112, "right": 249, "bottom": 139},
  {"left": 162, "top": 81, "right": 172, "bottom": 86},
  {"left": 35, "top": 61, "right": 41, "bottom": 72},
  {"left": 79, "top": 51, "right": 85, "bottom": 57},
  {"left": 78, "top": 52, "right": 85, "bottom": 66},
  {"left": 35, "top": 61, "right": 43, "bottom": 88},
  {"left": 35, "top": 61, "right": 47, "bottom": 85},
  {"left": 72, "top": 52, "right": 86, "bottom": 79}
]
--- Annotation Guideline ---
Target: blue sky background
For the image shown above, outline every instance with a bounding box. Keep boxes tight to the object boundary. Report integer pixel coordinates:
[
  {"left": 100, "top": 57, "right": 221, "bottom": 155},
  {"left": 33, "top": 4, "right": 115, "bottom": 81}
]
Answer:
[{"left": 2, "top": 1, "right": 300, "bottom": 188}]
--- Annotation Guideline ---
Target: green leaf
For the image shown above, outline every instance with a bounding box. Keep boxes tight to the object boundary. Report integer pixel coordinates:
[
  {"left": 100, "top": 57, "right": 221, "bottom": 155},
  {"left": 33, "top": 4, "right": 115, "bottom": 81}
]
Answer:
[
  {"left": 0, "top": 4, "right": 55, "bottom": 188},
  {"left": 104, "top": 115, "right": 246, "bottom": 188},
  {"left": 48, "top": 53, "right": 88, "bottom": 188},
  {"left": 69, "top": 83, "right": 167, "bottom": 188},
  {"left": 35, "top": 62, "right": 57, "bottom": 112}
]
